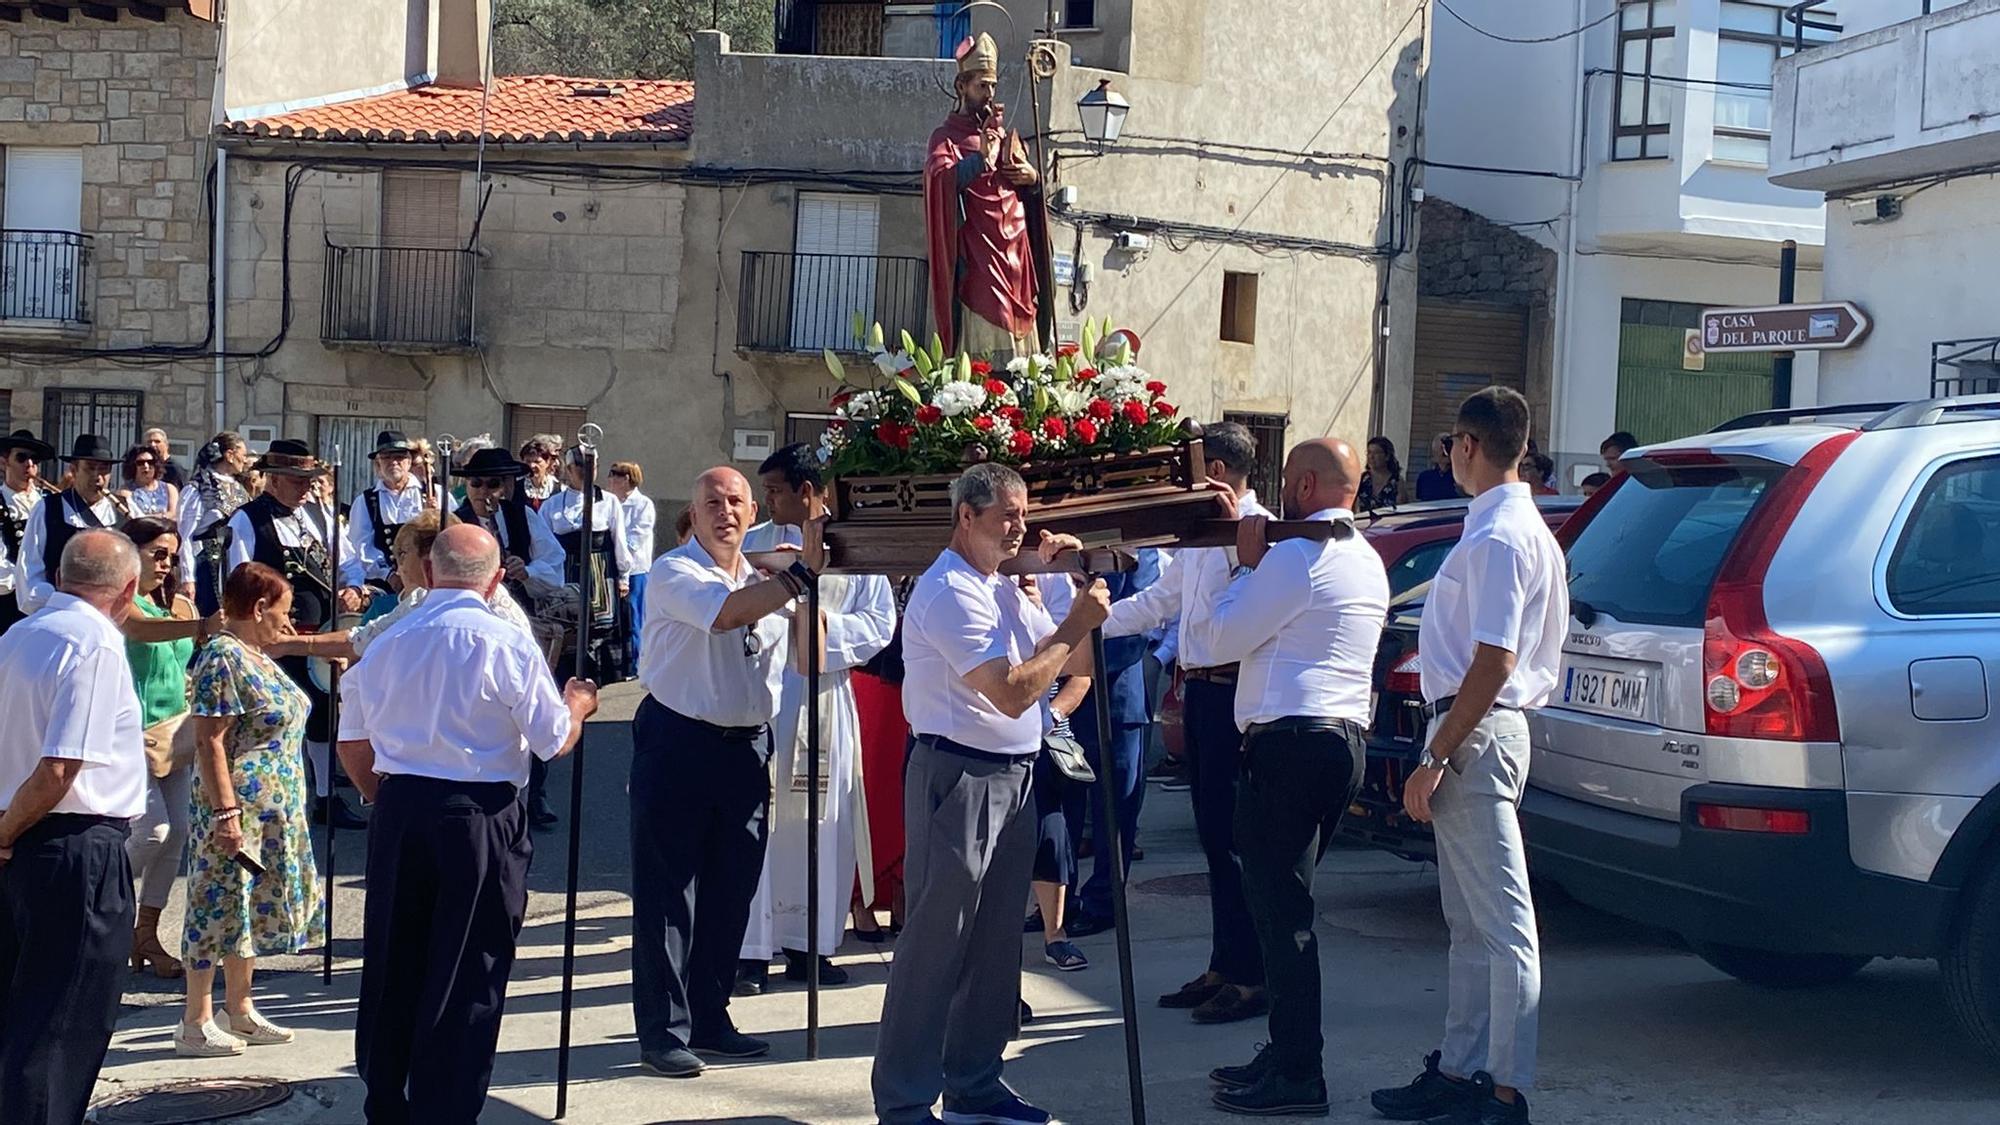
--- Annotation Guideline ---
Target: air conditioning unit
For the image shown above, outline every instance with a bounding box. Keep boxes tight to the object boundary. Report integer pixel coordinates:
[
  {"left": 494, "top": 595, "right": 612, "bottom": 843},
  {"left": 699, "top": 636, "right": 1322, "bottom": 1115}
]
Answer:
[{"left": 241, "top": 425, "right": 277, "bottom": 455}]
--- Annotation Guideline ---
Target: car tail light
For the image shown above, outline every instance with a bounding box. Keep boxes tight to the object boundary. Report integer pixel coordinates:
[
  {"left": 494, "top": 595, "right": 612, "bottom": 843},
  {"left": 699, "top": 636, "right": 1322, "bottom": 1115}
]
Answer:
[
  {"left": 1386, "top": 649, "right": 1422, "bottom": 696},
  {"left": 1701, "top": 431, "right": 1855, "bottom": 743},
  {"left": 1693, "top": 803, "right": 1812, "bottom": 835}
]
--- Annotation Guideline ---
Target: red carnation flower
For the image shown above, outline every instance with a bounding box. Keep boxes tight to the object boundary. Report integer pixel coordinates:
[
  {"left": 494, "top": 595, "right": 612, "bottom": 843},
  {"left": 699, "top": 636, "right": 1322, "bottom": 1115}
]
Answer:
[
  {"left": 875, "top": 420, "right": 912, "bottom": 449},
  {"left": 1043, "top": 416, "right": 1069, "bottom": 441},
  {"left": 1058, "top": 342, "right": 1081, "bottom": 357},
  {"left": 1087, "top": 398, "right": 1114, "bottom": 421},
  {"left": 1121, "top": 399, "right": 1149, "bottom": 424},
  {"left": 1145, "top": 380, "right": 1167, "bottom": 396},
  {"left": 999, "top": 405, "right": 1026, "bottom": 425},
  {"left": 971, "top": 360, "right": 993, "bottom": 376},
  {"left": 1075, "top": 366, "right": 1098, "bottom": 382},
  {"left": 830, "top": 389, "right": 854, "bottom": 409},
  {"left": 973, "top": 414, "right": 996, "bottom": 432},
  {"left": 984, "top": 378, "right": 1009, "bottom": 398},
  {"left": 1008, "top": 430, "right": 1035, "bottom": 457},
  {"left": 828, "top": 417, "right": 847, "bottom": 431},
  {"left": 914, "top": 404, "right": 944, "bottom": 425},
  {"left": 1076, "top": 418, "right": 1100, "bottom": 445},
  {"left": 1154, "top": 400, "right": 1176, "bottom": 416}
]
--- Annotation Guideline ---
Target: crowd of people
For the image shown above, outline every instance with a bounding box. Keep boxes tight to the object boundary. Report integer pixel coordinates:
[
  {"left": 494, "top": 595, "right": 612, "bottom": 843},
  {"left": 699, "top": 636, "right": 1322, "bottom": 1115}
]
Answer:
[{"left": 0, "top": 385, "right": 1568, "bottom": 1125}]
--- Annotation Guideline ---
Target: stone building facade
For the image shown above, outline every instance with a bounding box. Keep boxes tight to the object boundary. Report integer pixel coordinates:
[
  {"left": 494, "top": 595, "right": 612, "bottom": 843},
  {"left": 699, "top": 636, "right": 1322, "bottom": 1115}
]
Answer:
[{"left": 0, "top": 1, "right": 218, "bottom": 457}]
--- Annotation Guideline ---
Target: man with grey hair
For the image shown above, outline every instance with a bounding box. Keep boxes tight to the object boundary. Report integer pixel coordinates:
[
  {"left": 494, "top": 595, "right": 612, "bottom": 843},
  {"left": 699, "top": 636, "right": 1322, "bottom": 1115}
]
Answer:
[
  {"left": 143, "top": 427, "right": 186, "bottom": 489},
  {"left": 873, "top": 462, "right": 1109, "bottom": 1125},
  {"left": 337, "top": 523, "right": 598, "bottom": 1122},
  {"left": 0, "top": 529, "right": 145, "bottom": 1125}
]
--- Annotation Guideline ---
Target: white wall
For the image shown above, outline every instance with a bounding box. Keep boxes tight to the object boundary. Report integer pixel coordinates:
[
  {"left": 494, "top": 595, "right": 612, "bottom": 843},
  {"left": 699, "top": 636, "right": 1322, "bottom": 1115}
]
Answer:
[{"left": 1816, "top": 173, "right": 2000, "bottom": 402}]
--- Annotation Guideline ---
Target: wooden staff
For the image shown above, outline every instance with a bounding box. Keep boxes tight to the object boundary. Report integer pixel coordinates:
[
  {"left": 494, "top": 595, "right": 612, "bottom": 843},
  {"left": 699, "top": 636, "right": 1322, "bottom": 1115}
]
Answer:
[
  {"left": 554, "top": 422, "right": 602, "bottom": 1120},
  {"left": 322, "top": 446, "right": 343, "bottom": 986}
]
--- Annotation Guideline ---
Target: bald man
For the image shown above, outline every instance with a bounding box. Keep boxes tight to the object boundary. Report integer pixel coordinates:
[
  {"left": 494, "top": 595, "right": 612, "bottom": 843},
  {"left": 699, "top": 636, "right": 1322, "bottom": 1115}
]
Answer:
[
  {"left": 1182, "top": 439, "right": 1390, "bottom": 1117},
  {"left": 337, "top": 524, "right": 596, "bottom": 1122},
  {"left": 629, "top": 466, "right": 821, "bottom": 1077}
]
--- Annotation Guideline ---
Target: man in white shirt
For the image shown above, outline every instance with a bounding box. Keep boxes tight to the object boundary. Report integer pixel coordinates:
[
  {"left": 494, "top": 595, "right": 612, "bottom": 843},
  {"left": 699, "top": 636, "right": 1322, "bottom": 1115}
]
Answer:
[
  {"left": 1376, "top": 388, "right": 1567, "bottom": 1125},
  {"left": 872, "top": 463, "right": 1107, "bottom": 1125},
  {"left": 607, "top": 459, "right": 656, "bottom": 678},
  {"left": 340, "top": 430, "right": 428, "bottom": 596},
  {"left": 1183, "top": 439, "right": 1387, "bottom": 1118},
  {"left": 629, "top": 466, "right": 811, "bottom": 1079},
  {"left": 1100, "top": 420, "right": 1272, "bottom": 1023},
  {"left": 0, "top": 530, "right": 145, "bottom": 1125},
  {"left": 337, "top": 524, "right": 597, "bottom": 1124},
  {"left": 18, "top": 434, "right": 130, "bottom": 615},
  {"left": 0, "top": 430, "right": 53, "bottom": 634}
]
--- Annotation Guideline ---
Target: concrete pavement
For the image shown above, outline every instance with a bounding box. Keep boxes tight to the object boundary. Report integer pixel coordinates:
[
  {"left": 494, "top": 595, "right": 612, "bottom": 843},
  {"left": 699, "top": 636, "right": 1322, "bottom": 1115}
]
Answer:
[{"left": 95, "top": 683, "right": 2000, "bottom": 1123}]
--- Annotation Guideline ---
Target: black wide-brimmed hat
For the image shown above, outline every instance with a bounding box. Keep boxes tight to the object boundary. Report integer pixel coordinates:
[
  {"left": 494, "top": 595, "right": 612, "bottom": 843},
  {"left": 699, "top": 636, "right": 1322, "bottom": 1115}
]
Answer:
[
  {"left": 250, "top": 438, "right": 329, "bottom": 477},
  {"left": 371, "top": 430, "right": 416, "bottom": 458},
  {"left": 0, "top": 429, "right": 55, "bottom": 461},
  {"left": 63, "top": 433, "right": 122, "bottom": 463},
  {"left": 453, "top": 447, "right": 529, "bottom": 479}
]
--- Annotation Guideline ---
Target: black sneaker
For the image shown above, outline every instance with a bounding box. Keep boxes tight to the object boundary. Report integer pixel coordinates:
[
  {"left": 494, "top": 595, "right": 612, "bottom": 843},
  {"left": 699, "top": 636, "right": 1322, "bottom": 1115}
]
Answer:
[
  {"left": 639, "top": 1046, "right": 703, "bottom": 1078},
  {"left": 1371, "top": 1051, "right": 1477, "bottom": 1121},
  {"left": 688, "top": 1028, "right": 770, "bottom": 1059},
  {"left": 783, "top": 950, "right": 849, "bottom": 985},
  {"left": 1420, "top": 1073, "right": 1528, "bottom": 1125},
  {"left": 1210, "top": 1042, "right": 1277, "bottom": 1091},
  {"left": 940, "top": 1086, "right": 1055, "bottom": 1124},
  {"left": 1212, "top": 1071, "right": 1329, "bottom": 1117}
]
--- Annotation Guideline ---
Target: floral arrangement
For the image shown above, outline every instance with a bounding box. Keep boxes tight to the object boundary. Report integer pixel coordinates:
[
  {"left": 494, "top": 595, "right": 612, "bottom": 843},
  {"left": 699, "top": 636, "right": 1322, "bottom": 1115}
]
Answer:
[{"left": 818, "top": 316, "right": 1183, "bottom": 476}]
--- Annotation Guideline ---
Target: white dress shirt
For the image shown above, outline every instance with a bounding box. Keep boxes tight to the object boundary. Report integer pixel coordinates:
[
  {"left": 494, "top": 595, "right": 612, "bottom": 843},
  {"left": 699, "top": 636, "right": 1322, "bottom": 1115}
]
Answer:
[
  {"left": 0, "top": 484, "right": 39, "bottom": 597},
  {"left": 0, "top": 593, "right": 145, "bottom": 817},
  {"left": 543, "top": 486, "right": 640, "bottom": 578},
  {"left": 348, "top": 582, "right": 535, "bottom": 656},
  {"left": 621, "top": 490, "right": 657, "bottom": 571},
  {"left": 465, "top": 501, "right": 567, "bottom": 599},
  {"left": 1183, "top": 507, "right": 1389, "bottom": 731},
  {"left": 19, "top": 492, "right": 126, "bottom": 613},
  {"left": 640, "top": 535, "right": 790, "bottom": 728},
  {"left": 337, "top": 588, "right": 573, "bottom": 787},
  {"left": 341, "top": 478, "right": 429, "bottom": 587},
  {"left": 1101, "top": 489, "right": 1270, "bottom": 669},
  {"left": 902, "top": 548, "right": 1057, "bottom": 757},
  {"left": 1418, "top": 482, "right": 1570, "bottom": 710}
]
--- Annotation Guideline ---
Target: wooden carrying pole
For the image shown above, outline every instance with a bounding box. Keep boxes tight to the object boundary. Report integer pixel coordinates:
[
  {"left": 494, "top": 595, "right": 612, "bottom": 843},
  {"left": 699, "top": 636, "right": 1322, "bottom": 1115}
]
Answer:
[
  {"left": 554, "top": 422, "right": 602, "bottom": 1119},
  {"left": 321, "top": 446, "right": 342, "bottom": 986}
]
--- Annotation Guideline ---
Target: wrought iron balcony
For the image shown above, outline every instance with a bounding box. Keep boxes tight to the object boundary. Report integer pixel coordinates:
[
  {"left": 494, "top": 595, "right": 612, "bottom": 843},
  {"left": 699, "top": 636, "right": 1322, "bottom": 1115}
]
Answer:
[
  {"left": 737, "top": 250, "right": 928, "bottom": 353},
  {"left": 0, "top": 230, "right": 91, "bottom": 328},
  {"left": 322, "top": 242, "right": 477, "bottom": 350}
]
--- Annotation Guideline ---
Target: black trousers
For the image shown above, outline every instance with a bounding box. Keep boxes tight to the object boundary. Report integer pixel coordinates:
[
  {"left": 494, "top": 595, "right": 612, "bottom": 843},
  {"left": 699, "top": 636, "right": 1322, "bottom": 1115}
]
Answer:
[
  {"left": 0, "top": 814, "right": 133, "bottom": 1125},
  {"left": 1184, "top": 679, "right": 1263, "bottom": 986},
  {"left": 1234, "top": 719, "right": 1364, "bottom": 1082},
  {"left": 629, "top": 696, "right": 770, "bottom": 1053},
  {"left": 356, "top": 775, "right": 530, "bottom": 1125}
]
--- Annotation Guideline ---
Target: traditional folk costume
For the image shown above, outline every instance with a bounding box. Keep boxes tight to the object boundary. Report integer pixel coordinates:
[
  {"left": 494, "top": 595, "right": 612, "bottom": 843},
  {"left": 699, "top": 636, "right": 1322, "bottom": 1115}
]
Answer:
[
  {"left": 0, "top": 430, "right": 54, "bottom": 634},
  {"left": 18, "top": 434, "right": 132, "bottom": 616},
  {"left": 178, "top": 453, "right": 251, "bottom": 617},
  {"left": 544, "top": 481, "right": 638, "bottom": 683},
  {"left": 340, "top": 430, "right": 428, "bottom": 594}
]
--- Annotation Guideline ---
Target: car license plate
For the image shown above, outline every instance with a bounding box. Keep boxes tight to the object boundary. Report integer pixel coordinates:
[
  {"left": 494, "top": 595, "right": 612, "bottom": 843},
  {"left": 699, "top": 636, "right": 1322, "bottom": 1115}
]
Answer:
[{"left": 1562, "top": 664, "right": 1648, "bottom": 720}]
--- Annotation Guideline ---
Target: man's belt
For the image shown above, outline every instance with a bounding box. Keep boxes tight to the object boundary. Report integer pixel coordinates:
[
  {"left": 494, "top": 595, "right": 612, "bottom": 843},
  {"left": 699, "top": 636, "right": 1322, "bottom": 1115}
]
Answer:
[
  {"left": 915, "top": 733, "right": 1033, "bottom": 767},
  {"left": 1243, "top": 715, "right": 1364, "bottom": 740},
  {"left": 1419, "top": 694, "right": 1524, "bottom": 724},
  {"left": 657, "top": 700, "right": 766, "bottom": 742},
  {"left": 1183, "top": 663, "right": 1240, "bottom": 685}
]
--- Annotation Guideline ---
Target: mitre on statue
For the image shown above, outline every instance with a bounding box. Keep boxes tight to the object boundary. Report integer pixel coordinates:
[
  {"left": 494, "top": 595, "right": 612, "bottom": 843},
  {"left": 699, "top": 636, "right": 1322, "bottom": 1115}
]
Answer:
[{"left": 954, "top": 32, "right": 1000, "bottom": 81}]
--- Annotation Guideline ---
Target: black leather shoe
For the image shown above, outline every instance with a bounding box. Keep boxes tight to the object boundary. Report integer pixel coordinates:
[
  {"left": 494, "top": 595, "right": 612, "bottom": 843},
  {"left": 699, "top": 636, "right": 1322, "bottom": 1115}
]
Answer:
[
  {"left": 1065, "top": 911, "right": 1114, "bottom": 938},
  {"left": 1210, "top": 1042, "right": 1276, "bottom": 1090},
  {"left": 1371, "top": 1051, "right": 1477, "bottom": 1121},
  {"left": 783, "top": 950, "right": 849, "bottom": 985},
  {"left": 732, "top": 959, "right": 768, "bottom": 997},
  {"left": 1190, "top": 984, "right": 1270, "bottom": 1024},
  {"left": 688, "top": 1028, "right": 770, "bottom": 1058},
  {"left": 1421, "top": 1073, "right": 1528, "bottom": 1125},
  {"left": 1160, "top": 971, "right": 1228, "bottom": 1009},
  {"left": 639, "top": 1046, "right": 703, "bottom": 1078},
  {"left": 1212, "top": 1071, "right": 1329, "bottom": 1117}
]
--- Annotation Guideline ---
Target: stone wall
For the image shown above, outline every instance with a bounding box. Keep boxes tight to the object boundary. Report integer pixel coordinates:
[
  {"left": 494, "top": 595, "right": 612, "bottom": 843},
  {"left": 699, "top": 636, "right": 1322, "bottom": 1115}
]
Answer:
[
  {"left": 0, "top": 10, "right": 218, "bottom": 441},
  {"left": 1417, "top": 197, "right": 1556, "bottom": 305}
]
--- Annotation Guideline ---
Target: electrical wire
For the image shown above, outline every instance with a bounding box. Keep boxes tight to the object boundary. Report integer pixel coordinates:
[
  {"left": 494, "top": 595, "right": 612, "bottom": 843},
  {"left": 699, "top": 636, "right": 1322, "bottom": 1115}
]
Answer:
[{"left": 1434, "top": 0, "right": 1621, "bottom": 45}]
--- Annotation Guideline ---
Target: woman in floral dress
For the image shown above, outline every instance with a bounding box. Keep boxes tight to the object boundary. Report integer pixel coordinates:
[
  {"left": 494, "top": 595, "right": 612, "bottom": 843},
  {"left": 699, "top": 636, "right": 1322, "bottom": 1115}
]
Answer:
[{"left": 174, "top": 561, "right": 324, "bottom": 1058}]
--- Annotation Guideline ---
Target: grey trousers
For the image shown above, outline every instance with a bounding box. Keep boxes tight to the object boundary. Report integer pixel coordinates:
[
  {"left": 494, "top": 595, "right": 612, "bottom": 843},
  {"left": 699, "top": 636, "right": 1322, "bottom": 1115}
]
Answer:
[
  {"left": 1429, "top": 708, "right": 1540, "bottom": 1090},
  {"left": 872, "top": 740, "right": 1037, "bottom": 1124}
]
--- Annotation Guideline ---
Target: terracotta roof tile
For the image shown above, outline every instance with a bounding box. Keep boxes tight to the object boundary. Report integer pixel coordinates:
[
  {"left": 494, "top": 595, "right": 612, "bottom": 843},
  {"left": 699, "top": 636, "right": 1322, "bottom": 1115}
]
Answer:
[{"left": 224, "top": 76, "right": 694, "bottom": 145}]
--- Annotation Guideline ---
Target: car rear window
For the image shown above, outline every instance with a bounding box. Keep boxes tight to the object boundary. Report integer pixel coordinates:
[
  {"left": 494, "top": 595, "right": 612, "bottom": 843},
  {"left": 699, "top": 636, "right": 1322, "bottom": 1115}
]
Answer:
[{"left": 1564, "top": 462, "right": 1784, "bottom": 628}]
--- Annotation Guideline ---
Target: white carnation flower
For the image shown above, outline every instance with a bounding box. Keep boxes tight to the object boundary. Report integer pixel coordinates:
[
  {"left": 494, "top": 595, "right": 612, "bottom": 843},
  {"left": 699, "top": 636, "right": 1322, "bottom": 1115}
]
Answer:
[
  {"left": 1006, "top": 356, "right": 1031, "bottom": 376},
  {"left": 935, "top": 381, "right": 985, "bottom": 418}
]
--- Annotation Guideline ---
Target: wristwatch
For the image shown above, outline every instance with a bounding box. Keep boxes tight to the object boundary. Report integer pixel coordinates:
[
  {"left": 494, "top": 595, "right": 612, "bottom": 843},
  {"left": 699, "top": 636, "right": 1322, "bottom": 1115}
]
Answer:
[{"left": 1418, "top": 747, "right": 1459, "bottom": 774}]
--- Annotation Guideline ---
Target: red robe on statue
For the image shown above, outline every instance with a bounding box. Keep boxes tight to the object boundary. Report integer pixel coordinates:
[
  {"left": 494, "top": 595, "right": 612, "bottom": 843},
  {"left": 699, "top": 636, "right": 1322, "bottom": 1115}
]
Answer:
[{"left": 924, "top": 107, "right": 1039, "bottom": 352}]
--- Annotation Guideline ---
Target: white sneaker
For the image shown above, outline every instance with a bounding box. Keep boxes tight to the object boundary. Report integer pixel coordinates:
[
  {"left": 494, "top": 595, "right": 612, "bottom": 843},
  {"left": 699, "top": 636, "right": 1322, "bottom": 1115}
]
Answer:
[
  {"left": 226, "top": 1008, "right": 294, "bottom": 1046},
  {"left": 174, "top": 1019, "right": 245, "bottom": 1058}
]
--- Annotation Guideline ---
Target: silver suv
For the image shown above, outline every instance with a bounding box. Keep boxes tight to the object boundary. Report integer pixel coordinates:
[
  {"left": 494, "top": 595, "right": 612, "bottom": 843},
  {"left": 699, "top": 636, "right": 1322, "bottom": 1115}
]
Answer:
[{"left": 1526, "top": 396, "right": 2000, "bottom": 1056}]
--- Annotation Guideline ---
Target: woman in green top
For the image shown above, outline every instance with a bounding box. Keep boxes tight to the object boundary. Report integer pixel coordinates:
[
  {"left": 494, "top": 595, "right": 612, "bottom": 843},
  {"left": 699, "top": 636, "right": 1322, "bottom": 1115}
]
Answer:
[{"left": 120, "top": 516, "right": 210, "bottom": 980}]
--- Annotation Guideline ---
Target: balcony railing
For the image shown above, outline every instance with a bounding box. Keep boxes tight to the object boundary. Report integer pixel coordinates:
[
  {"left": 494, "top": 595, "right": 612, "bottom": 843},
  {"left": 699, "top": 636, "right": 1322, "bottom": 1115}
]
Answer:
[
  {"left": 738, "top": 251, "right": 929, "bottom": 353},
  {"left": 0, "top": 230, "right": 91, "bottom": 326},
  {"left": 322, "top": 242, "right": 477, "bottom": 350}
]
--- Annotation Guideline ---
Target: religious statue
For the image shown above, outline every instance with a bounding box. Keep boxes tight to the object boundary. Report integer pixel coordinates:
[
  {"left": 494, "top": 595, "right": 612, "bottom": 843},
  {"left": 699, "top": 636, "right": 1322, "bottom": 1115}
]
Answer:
[{"left": 924, "top": 32, "right": 1046, "bottom": 357}]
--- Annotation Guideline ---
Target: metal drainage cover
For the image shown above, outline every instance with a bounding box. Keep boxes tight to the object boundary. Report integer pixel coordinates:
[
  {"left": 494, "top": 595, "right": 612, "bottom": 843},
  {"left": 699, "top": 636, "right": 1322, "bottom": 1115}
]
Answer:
[
  {"left": 92, "top": 1077, "right": 293, "bottom": 1124},
  {"left": 1135, "top": 872, "right": 1210, "bottom": 897}
]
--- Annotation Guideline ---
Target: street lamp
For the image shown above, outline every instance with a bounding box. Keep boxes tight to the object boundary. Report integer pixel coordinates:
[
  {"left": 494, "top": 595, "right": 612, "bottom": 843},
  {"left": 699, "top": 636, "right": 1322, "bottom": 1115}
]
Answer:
[{"left": 1077, "top": 78, "right": 1129, "bottom": 145}]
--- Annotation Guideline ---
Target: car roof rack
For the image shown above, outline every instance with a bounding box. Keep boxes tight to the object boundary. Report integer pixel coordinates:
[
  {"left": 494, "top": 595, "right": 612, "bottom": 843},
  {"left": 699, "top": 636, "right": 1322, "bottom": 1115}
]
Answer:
[
  {"left": 1863, "top": 394, "right": 2000, "bottom": 430},
  {"left": 1709, "top": 402, "right": 1907, "bottom": 432}
]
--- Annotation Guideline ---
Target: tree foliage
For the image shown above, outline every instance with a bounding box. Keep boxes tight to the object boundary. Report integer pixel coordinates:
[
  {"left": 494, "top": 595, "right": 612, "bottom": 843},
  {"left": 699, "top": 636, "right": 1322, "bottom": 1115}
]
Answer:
[{"left": 493, "top": 0, "right": 774, "bottom": 79}]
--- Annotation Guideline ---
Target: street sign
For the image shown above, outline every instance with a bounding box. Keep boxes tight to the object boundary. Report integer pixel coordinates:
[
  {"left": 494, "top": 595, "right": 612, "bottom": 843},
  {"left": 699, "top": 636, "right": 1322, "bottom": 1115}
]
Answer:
[
  {"left": 1682, "top": 328, "right": 1706, "bottom": 371},
  {"left": 1700, "top": 301, "right": 1871, "bottom": 353}
]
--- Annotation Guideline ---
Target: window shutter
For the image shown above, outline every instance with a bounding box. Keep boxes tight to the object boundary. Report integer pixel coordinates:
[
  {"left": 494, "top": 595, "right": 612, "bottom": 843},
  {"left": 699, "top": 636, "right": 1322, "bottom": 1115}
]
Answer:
[
  {"left": 3, "top": 148, "right": 84, "bottom": 233},
  {"left": 381, "top": 171, "right": 461, "bottom": 248}
]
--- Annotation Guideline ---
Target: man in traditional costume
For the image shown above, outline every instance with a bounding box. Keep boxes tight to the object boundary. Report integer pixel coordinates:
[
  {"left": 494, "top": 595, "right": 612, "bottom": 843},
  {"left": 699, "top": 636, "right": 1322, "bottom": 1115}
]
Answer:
[
  {"left": 0, "top": 430, "right": 55, "bottom": 633},
  {"left": 18, "top": 434, "right": 131, "bottom": 615},
  {"left": 925, "top": 32, "right": 1043, "bottom": 357}
]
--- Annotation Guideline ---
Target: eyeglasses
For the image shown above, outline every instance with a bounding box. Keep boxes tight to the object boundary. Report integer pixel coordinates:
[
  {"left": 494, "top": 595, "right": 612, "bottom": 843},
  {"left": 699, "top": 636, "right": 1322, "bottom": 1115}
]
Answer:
[
  {"left": 142, "top": 547, "right": 174, "bottom": 563},
  {"left": 467, "top": 477, "right": 510, "bottom": 491},
  {"left": 9, "top": 452, "right": 37, "bottom": 464}
]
